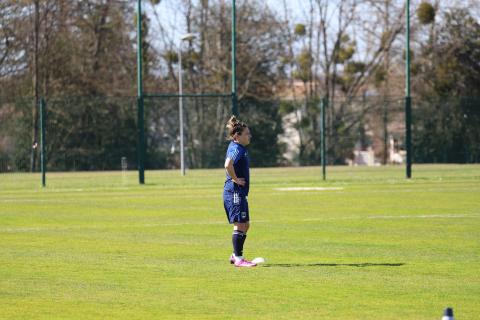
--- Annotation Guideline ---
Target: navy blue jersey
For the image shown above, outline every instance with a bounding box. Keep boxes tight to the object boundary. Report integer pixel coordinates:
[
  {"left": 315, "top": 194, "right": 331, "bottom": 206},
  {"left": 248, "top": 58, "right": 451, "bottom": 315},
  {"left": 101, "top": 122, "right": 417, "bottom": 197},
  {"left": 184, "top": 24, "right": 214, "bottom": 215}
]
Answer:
[{"left": 224, "top": 141, "right": 250, "bottom": 196}]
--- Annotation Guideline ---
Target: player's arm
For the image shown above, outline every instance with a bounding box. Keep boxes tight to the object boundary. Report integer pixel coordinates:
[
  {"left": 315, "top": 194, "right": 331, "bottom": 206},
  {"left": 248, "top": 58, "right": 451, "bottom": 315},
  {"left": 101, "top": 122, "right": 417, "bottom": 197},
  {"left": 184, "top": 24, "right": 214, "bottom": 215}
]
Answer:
[{"left": 224, "top": 158, "right": 245, "bottom": 186}]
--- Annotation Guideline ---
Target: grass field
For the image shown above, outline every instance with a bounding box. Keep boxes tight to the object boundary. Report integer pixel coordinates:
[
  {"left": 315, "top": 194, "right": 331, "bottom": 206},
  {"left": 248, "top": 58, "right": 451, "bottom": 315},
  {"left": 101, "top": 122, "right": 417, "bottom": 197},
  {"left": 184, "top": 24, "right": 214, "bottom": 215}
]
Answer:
[{"left": 1, "top": 165, "right": 479, "bottom": 319}]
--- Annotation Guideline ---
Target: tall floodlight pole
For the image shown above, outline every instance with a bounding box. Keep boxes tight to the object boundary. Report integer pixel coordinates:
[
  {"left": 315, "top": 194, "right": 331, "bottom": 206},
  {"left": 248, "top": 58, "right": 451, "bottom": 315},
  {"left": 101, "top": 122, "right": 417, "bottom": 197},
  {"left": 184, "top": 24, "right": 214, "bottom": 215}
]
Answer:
[
  {"left": 405, "top": 0, "right": 412, "bottom": 178},
  {"left": 178, "top": 33, "right": 196, "bottom": 176},
  {"left": 137, "top": 0, "right": 145, "bottom": 184},
  {"left": 231, "top": 0, "right": 238, "bottom": 116}
]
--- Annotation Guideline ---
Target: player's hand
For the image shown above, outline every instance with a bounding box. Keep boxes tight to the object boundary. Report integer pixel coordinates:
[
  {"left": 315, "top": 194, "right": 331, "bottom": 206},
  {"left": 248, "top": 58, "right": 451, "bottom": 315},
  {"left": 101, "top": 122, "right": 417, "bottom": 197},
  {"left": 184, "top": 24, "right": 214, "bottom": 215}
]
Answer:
[{"left": 234, "top": 178, "right": 246, "bottom": 186}]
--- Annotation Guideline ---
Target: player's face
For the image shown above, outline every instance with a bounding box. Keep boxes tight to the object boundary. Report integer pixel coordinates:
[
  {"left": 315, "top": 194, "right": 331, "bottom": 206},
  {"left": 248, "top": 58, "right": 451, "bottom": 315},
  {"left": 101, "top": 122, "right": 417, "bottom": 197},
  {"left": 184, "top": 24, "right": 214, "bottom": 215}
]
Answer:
[{"left": 236, "top": 127, "right": 251, "bottom": 146}]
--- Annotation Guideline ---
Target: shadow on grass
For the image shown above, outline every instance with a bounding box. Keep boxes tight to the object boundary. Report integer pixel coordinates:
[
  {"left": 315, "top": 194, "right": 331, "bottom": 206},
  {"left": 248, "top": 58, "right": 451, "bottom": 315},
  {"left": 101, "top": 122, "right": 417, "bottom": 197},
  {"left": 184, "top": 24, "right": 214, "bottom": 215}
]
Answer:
[{"left": 263, "top": 263, "right": 405, "bottom": 268}]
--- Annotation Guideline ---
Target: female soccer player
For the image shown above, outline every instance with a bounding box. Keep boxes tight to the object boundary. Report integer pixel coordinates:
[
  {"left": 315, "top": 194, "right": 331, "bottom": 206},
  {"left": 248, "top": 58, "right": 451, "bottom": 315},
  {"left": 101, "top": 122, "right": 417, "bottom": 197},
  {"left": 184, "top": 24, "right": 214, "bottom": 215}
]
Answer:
[{"left": 223, "top": 116, "right": 256, "bottom": 267}]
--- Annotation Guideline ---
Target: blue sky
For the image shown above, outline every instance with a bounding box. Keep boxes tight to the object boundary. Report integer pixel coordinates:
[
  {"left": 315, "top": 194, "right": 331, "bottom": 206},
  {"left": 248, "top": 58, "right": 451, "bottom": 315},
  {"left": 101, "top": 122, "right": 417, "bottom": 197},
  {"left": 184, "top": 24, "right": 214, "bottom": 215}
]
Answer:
[
  {"left": 141, "top": 0, "right": 478, "bottom": 60},
  {"left": 144, "top": 0, "right": 306, "bottom": 47}
]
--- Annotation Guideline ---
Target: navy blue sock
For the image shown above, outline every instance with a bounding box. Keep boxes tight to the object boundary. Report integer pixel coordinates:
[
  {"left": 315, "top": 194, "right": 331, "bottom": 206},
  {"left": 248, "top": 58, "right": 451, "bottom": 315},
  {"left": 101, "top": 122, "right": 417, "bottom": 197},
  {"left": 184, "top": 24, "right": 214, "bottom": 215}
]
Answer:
[
  {"left": 239, "top": 232, "right": 247, "bottom": 253},
  {"left": 232, "top": 230, "right": 247, "bottom": 257}
]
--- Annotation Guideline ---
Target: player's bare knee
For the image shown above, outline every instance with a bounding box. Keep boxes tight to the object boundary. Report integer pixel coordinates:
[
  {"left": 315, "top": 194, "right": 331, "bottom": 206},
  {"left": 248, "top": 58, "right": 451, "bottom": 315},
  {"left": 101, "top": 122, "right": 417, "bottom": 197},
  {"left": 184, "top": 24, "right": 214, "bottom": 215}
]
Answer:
[{"left": 234, "top": 222, "right": 249, "bottom": 233}]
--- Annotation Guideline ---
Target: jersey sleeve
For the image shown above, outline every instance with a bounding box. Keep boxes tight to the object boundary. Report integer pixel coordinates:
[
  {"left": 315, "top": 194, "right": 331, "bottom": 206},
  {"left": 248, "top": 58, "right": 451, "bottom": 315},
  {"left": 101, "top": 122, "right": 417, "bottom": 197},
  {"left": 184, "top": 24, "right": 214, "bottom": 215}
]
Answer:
[{"left": 226, "top": 145, "right": 243, "bottom": 164}]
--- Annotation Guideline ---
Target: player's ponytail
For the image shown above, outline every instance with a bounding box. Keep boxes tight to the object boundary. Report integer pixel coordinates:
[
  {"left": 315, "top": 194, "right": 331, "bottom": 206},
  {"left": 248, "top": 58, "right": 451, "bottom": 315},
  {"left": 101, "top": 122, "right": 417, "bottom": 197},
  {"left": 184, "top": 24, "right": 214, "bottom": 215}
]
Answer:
[{"left": 226, "top": 116, "right": 247, "bottom": 140}]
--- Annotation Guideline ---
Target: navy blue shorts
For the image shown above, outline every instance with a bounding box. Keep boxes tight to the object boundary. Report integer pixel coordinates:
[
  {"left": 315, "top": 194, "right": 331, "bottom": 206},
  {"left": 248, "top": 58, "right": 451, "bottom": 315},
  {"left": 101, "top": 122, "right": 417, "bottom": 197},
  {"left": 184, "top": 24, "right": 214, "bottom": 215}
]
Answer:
[{"left": 223, "top": 190, "right": 249, "bottom": 224}]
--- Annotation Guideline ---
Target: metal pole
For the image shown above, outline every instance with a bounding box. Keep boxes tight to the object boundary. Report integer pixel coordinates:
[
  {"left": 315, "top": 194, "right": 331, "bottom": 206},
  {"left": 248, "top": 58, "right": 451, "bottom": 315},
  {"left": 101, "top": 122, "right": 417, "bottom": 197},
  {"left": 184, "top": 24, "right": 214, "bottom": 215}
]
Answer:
[
  {"left": 178, "top": 46, "right": 185, "bottom": 176},
  {"left": 137, "top": 0, "right": 145, "bottom": 184},
  {"left": 320, "top": 97, "right": 327, "bottom": 181},
  {"left": 405, "top": 0, "right": 412, "bottom": 178},
  {"left": 40, "top": 98, "right": 46, "bottom": 187},
  {"left": 231, "top": 0, "right": 238, "bottom": 116}
]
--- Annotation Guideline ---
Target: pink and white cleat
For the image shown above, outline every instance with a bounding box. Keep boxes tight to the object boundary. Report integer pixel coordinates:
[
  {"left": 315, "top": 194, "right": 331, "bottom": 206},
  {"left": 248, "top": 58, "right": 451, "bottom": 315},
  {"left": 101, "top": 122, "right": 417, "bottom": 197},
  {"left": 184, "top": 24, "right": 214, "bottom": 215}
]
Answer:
[
  {"left": 234, "top": 258, "right": 257, "bottom": 267},
  {"left": 234, "top": 258, "right": 257, "bottom": 268},
  {"left": 229, "top": 254, "right": 257, "bottom": 267}
]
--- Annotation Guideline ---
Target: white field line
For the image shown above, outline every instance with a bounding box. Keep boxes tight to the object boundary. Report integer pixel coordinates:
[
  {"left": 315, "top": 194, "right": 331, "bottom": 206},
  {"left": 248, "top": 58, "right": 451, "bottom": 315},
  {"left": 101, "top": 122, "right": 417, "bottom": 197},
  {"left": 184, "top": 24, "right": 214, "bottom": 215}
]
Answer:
[
  {"left": 1, "top": 214, "right": 479, "bottom": 233},
  {"left": 299, "top": 214, "right": 480, "bottom": 222},
  {"left": 366, "top": 214, "right": 480, "bottom": 219},
  {"left": 274, "top": 187, "right": 344, "bottom": 191},
  {"left": 0, "top": 194, "right": 216, "bottom": 203}
]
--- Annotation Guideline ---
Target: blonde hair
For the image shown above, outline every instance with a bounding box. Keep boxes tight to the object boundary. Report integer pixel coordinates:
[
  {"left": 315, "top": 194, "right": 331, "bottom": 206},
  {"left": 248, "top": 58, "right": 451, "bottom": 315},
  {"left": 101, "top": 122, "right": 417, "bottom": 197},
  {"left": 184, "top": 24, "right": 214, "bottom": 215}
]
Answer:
[{"left": 226, "top": 116, "right": 247, "bottom": 140}]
